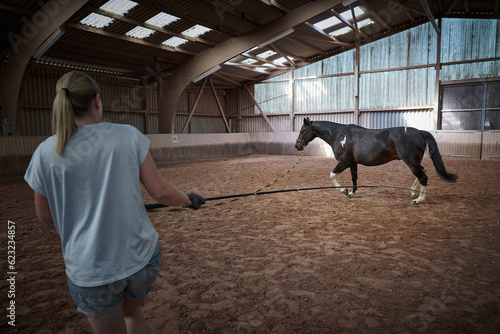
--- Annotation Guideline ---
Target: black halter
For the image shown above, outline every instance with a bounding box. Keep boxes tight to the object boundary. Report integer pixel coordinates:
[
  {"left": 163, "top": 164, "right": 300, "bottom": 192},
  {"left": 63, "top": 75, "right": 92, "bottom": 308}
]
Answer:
[{"left": 295, "top": 126, "right": 310, "bottom": 147}]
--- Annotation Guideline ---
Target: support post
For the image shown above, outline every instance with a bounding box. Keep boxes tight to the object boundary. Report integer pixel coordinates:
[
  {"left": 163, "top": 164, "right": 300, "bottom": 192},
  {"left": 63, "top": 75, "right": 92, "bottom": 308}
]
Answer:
[
  {"left": 208, "top": 78, "right": 231, "bottom": 133},
  {"left": 237, "top": 88, "right": 242, "bottom": 132},
  {"left": 244, "top": 84, "right": 276, "bottom": 132},
  {"left": 158, "top": 0, "right": 344, "bottom": 133},
  {"left": 182, "top": 78, "right": 208, "bottom": 133},
  {"left": 289, "top": 67, "right": 295, "bottom": 131},
  {"left": 354, "top": 45, "right": 360, "bottom": 125},
  {"left": 434, "top": 18, "right": 442, "bottom": 131},
  {"left": 143, "top": 84, "right": 149, "bottom": 134}
]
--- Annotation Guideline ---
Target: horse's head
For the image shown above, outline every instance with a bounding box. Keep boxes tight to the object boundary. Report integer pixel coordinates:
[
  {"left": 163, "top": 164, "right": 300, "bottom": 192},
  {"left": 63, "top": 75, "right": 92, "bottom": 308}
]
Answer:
[{"left": 295, "top": 117, "right": 316, "bottom": 151}]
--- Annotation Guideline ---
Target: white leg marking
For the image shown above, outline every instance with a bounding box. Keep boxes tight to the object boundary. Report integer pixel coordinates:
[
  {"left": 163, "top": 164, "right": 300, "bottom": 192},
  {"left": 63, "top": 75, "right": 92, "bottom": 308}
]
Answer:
[
  {"left": 340, "top": 135, "right": 347, "bottom": 148},
  {"left": 411, "top": 185, "right": 426, "bottom": 205},
  {"left": 410, "top": 178, "right": 419, "bottom": 199},
  {"left": 330, "top": 172, "right": 351, "bottom": 197},
  {"left": 411, "top": 168, "right": 426, "bottom": 199}
]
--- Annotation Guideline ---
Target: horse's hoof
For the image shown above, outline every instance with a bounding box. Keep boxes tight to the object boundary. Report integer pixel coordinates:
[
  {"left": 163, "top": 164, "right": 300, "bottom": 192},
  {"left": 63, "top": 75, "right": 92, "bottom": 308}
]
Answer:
[
  {"left": 411, "top": 200, "right": 419, "bottom": 205},
  {"left": 345, "top": 193, "right": 352, "bottom": 198}
]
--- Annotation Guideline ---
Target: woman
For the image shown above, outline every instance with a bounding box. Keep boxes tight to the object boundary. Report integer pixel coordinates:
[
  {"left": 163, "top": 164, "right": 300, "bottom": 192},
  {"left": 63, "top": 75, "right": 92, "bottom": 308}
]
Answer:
[{"left": 24, "top": 71, "right": 205, "bottom": 333}]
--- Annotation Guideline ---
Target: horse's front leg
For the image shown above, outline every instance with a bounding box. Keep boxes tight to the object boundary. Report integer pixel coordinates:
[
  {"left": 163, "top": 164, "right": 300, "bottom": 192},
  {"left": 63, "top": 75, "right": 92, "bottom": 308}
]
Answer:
[
  {"left": 329, "top": 163, "right": 351, "bottom": 198},
  {"left": 349, "top": 165, "right": 358, "bottom": 197}
]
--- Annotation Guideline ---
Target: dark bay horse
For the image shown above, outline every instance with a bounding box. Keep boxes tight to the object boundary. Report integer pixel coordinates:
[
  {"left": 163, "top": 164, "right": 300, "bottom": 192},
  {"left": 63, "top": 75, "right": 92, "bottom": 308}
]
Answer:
[{"left": 295, "top": 117, "right": 457, "bottom": 204}]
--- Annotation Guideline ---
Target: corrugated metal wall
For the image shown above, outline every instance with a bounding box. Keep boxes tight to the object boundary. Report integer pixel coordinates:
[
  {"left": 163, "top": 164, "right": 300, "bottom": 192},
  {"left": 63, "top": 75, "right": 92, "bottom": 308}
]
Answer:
[
  {"left": 436, "top": 131, "right": 483, "bottom": 159},
  {"left": 14, "top": 18, "right": 500, "bottom": 161},
  {"left": 251, "top": 22, "right": 440, "bottom": 133},
  {"left": 359, "top": 109, "right": 434, "bottom": 129},
  {"left": 359, "top": 68, "right": 435, "bottom": 109},
  {"left": 253, "top": 81, "right": 290, "bottom": 114},
  {"left": 294, "top": 75, "right": 354, "bottom": 112},
  {"left": 21, "top": 67, "right": 153, "bottom": 136},
  {"left": 440, "top": 19, "right": 500, "bottom": 81},
  {"left": 294, "top": 112, "right": 355, "bottom": 130},
  {"left": 360, "top": 23, "right": 437, "bottom": 70},
  {"left": 482, "top": 130, "right": 500, "bottom": 160}
]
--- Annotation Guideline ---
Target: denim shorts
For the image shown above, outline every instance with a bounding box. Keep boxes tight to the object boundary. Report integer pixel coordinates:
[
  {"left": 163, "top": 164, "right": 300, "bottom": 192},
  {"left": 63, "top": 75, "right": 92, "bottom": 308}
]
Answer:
[{"left": 67, "top": 243, "right": 162, "bottom": 317}]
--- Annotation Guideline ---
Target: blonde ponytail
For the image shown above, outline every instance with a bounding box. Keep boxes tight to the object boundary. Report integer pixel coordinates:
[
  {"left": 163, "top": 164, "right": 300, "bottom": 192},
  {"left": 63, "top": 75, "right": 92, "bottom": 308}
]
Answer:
[{"left": 52, "top": 71, "right": 100, "bottom": 156}]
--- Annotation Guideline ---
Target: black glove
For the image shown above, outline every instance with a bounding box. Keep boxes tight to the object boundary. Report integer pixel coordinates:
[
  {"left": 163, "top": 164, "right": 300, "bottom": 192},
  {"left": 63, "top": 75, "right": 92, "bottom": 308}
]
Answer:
[{"left": 186, "top": 193, "right": 205, "bottom": 210}]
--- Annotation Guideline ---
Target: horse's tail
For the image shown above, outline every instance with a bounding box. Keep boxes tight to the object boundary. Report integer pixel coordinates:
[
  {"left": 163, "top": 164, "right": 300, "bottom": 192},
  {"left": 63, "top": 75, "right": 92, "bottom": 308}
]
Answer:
[{"left": 422, "top": 131, "right": 458, "bottom": 182}]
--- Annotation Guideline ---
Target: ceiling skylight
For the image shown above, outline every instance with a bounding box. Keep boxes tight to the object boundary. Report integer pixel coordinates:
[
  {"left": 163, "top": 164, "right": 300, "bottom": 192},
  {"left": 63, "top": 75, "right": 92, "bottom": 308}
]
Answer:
[
  {"left": 274, "top": 57, "right": 293, "bottom": 65},
  {"left": 256, "top": 50, "right": 277, "bottom": 59},
  {"left": 241, "top": 58, "right": 258, "bottom": 65},
  {"left": 315, "top": 6, "right": 365, "bottom": 31},
  {"left": 358, "top": 18, "right": 375, "bottom": 28},
  {"left": 163, "top": 36, "right": 188, "bottom": 47},
  {"left": 182, "top": 25, "right": 212, "bottom": 38},
  {"left": 146, "top": 12, "right": 180, "bottom": 28},
  {"left": 340, "top": 7, "right": 365, "bottom": 21},
  {"left": 101, "top": 0, "right": 138, "bottom": 15},
  {"left": 329, "top": 26, "right": 352, "bottom": 37},
  {"left": 126, "top": 26, "right": 156, "bottom": 39},
  {"left": 80, "top": 13, "right": 114, "bottom": 28},
  {"left": 314, "top": 16, "right": 341, "bottom": 30}
]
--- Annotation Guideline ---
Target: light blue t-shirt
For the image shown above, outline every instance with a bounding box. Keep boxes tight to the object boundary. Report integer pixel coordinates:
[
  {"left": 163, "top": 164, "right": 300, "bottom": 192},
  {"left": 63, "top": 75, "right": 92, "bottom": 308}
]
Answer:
[{"left": 25, "top": 122, "right": 159, "bottom": 287}]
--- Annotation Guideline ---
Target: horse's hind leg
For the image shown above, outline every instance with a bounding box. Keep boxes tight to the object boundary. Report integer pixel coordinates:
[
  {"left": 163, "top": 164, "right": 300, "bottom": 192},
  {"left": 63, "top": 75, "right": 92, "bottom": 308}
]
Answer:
[
  {"left": 411, "top": 167, "right": 426, "bottom": 199},
  {"left": 330, "top": 162, "right": 351, "bottom": 198},
  {"left": 408, "top": 166, "right": 428, "bottom": 205}
]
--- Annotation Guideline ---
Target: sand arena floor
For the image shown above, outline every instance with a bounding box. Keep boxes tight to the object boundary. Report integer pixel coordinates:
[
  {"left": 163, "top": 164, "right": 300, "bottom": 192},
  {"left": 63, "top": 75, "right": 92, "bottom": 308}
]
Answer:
[{"left": 1, "top": 155, "right": 499, "bottom": 333}]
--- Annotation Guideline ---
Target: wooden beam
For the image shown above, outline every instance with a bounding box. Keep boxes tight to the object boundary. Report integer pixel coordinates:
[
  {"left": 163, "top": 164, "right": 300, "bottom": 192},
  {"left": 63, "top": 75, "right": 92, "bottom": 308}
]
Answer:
[
  {"left": 211, "top": 74, "right": 242, "bottom": 87},
  {"left": 45, "top": 50, "right": 148, "bottom": 72},
  {"left": 260, "top": 0, "right": 289, "bottom": 14},
  {"left": 217, "top": 69, "right": 255, "bottom": 81},
  {"left": 134, "top": 0, "right": 240, "bottom": 37},
  {"left": 446, "top": 0, "right": 461, "bottom": 15},
  {"left": 305, "top": 21, "right": 354, "bottom": 47},
  {"left": 200, "top": 0, "right": 264, "bottom": 26},
  {"left": 385, "top": 0, "right": 425, "bottom": 16},
  {"left": 331, "top": 9, "right": 369, "bottom": 40},
  {"left": 224, "top": 61, "right": 288, "bottom": 70},
  {"left": 227, "top": 61, "right": 272, "bottom": 75},
  {"left": 182, "top": 78, "right": 208, "bottom": 133},
  {"left": 92, "top": 8, "right": 217, "bottom": 47},
  {"left": 290, "top": 33, "right": 340, "bottom": 45},
  {"left": 354, "top": 45, "right": 360, "bottom": 125},
  {"left": 0, "top": 3, "right": 33, "bottom": 16},
  {"left": 434, "top": 18, "right": 442, "bottom": 131},
  {"left": 269, "top": 44, "right": 297, "bottom": 68},
  {"left": 208, "top": 78, "right": 231, "bottom": 133},
  {"left": 349, "top": 6, "right": 361, "bottom": 44},
  {"left": 242, "top": 52, "right": 279, "bottom": 67},
  {"left": 57, "top": 38, "right": 175, "bottom": 64},
  {"left": 268, "top": 43, "right": 308, "bottom": 62},
  {"left": 289, "top": 68, "right": 294, "bottom": 131},
  {"left": 419, "top": 0, "right": 440, "bottom": 34},
  {"left": 285, "top": 36, "right": 327, "bottom": 55},
  {"left": 159, "top": 0, "right": 342, "bottom": 133},
  {"left": 359, "top": 0, "right": 394, "bottom": 31},
  {"left": 244, "top": 84, "right": 276, "bottom": 132},
  {"left": 2, "top": 0, "right": 90, "bottom": 135},
  {"left": 68, "top": 23, "right": 197, "bottom": 56}
]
